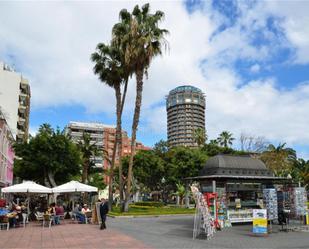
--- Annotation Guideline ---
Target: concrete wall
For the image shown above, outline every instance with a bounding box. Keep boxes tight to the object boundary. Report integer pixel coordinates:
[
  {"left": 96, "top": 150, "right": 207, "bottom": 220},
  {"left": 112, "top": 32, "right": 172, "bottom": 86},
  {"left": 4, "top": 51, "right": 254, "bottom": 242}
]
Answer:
[{"left": 0, "top": 62, "right": 21, "bottom": 137}]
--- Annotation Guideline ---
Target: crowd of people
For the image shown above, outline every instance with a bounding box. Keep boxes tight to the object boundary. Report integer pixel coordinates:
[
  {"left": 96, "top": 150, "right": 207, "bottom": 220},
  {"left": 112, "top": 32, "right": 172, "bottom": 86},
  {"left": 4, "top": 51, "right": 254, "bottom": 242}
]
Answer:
[
  {"left": 0, "top": 201, "right": 27, "bottom": 228},
  {"left": 0, "top": 197, "right": 109, "bottom": 230}
]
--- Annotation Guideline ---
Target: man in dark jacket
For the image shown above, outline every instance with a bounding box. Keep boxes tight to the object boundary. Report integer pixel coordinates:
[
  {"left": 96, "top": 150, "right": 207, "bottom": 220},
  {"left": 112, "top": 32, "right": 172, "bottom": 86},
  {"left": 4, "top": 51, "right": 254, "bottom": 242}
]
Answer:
[{"left": 99, "top": 198, "right": 109, "bottom": 230}]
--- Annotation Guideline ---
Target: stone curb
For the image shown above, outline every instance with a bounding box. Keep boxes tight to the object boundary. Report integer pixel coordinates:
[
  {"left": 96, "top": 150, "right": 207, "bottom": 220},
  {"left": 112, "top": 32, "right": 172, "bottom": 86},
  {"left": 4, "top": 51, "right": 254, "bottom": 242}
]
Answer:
[{"left": 108, "top": 213, "right": 194, "bottom": 219}]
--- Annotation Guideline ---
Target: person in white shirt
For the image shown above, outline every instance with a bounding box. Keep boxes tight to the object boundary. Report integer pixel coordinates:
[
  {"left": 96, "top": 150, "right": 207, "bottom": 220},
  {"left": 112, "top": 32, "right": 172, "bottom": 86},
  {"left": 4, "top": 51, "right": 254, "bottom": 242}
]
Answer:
[{"left": 81, "top": 204, "right": 90, "bottom": 214}]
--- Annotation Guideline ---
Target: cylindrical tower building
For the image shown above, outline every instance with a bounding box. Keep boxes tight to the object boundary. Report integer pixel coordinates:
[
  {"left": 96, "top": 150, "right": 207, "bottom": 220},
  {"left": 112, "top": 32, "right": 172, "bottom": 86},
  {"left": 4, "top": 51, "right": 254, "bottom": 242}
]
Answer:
[{"left": 166, "top": 85, "right": 205, "bottom": 147}]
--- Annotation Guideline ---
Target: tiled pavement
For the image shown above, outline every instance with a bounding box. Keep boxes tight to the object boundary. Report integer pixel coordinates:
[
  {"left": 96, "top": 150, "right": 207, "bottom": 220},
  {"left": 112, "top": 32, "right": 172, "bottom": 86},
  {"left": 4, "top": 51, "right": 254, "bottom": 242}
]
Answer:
[
  {"left": 1, "top": 216, "right": 309, "bottom": 249},
  {"left": 0, "top": 220, "right": 150, "bottom": 249}
]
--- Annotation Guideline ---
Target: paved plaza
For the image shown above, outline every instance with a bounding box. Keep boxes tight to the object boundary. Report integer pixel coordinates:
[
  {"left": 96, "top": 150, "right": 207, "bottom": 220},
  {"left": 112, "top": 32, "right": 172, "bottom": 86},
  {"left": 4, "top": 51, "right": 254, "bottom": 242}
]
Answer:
[
  {"left": 0, "top": 215, "right": 309, "bottom": 248},
  {"left": 108, "top": 215, "right": 309, "bottom": 249},
  {"left": 0, "top": 220, "right": 149, "bottom": 249}
]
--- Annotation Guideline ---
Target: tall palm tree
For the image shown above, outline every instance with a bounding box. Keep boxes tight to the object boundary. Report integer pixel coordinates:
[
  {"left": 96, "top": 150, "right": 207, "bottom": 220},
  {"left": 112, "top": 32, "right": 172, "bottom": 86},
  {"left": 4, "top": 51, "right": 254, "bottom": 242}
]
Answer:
[
  {"left": 111, "top": 10, "right": 133, "bottom": 208},
  {"left": 217, "top": 131, "right": 235, "bottom": 148},
  {"left": 193, "top": 128, "right": 206, "bottom": 147},
  {"left": 91, "top": 43, "right": 128, "bottom": 209},
  {"left": 78, "top": 132, "right": 101, "bottom": 184},
  {"left": 260, "top": 143, "right": 296, "bottom": 176},
  {"left": 112, "top": 3, "right": 169, "bottom": 211}
]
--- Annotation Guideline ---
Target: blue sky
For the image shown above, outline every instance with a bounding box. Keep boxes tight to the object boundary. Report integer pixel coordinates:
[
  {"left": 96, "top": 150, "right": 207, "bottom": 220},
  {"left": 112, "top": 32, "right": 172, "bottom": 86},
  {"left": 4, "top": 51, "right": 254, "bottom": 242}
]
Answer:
[{"left": 0, "top": 0, "right": 309, "bottom": 159}]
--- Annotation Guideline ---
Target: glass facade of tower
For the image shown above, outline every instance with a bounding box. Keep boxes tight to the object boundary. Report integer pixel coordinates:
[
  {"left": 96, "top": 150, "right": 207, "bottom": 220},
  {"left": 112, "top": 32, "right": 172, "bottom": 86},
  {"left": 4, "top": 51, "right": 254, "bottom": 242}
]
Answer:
[{"left": 166, "top": 85, "right": 205, "bottom": 147}]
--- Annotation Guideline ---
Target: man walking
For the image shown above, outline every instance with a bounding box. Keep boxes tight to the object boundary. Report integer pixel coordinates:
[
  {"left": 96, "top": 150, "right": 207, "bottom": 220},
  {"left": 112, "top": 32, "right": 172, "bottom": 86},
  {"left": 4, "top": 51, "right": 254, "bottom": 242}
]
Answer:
[{"left": 99, "top": 198, "right": 108, "bottom": 230}]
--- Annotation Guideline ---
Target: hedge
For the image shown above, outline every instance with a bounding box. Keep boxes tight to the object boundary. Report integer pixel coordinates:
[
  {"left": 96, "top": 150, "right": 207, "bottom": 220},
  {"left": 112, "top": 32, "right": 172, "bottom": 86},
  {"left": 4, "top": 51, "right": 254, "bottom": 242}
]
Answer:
[{"left": 133, "top": 201, "right": 164, "bottom": 207}]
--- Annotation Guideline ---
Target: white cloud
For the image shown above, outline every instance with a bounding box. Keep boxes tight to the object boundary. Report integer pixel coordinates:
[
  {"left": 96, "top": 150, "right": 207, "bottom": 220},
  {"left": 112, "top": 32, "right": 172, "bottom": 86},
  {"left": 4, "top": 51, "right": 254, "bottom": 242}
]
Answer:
[
  {"left": 265, "top": 1, "right": 309, "bottom": 64},
  {"left": 0, "top": 0, "right": 309, "bottom": 153},
  {"left": 250, "top": 64, "right": 260, "bottom": 73}
]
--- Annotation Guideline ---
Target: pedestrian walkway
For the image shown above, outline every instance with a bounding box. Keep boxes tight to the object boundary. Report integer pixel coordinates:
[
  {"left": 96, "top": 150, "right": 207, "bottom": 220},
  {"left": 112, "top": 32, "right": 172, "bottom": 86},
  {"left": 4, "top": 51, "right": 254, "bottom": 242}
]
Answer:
[{"left": 0, "top": 221, "right": 150, "bottom": 249}]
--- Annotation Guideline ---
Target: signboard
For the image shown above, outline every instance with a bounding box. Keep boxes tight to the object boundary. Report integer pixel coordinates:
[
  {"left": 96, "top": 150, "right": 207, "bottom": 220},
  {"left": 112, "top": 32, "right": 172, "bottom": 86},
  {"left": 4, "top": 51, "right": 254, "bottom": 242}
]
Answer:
[
  {"left": 253, "top": 209, "right": 267, "bottom": 234},
  {"left": 235, "top": 198, "right": 241, "bottom": 209}
]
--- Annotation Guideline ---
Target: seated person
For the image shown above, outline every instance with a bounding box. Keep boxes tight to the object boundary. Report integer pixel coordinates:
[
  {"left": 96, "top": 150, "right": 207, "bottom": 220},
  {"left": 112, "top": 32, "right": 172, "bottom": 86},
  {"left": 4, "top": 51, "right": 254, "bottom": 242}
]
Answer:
[
  {"left": 55, "top": 205, "right": 64, "bottom": 216},
  {"left": 54, "top": 204, "right": 64, "bottom": 224},
  {"left": 72, "top": 204, "right": 85, "bottom": 223},
  {"left": 7, "top": 209, "right": 18, "bottom": 228},
  {"left": 81, "top": 204, "right": 91, "bottom": 214},
  {"left": 11, "top": 205, "right": 23, "bottom": 227}
]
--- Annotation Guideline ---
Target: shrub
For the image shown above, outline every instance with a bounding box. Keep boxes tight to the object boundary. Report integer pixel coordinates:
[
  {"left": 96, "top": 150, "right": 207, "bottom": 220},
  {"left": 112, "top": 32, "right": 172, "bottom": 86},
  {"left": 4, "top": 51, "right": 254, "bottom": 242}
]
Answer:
[
  {"left": 129, "top": 205, "right": 154, "bottom": 209},
  {"left": 134, "top": 201, "right": 164, "bottom": 207}
]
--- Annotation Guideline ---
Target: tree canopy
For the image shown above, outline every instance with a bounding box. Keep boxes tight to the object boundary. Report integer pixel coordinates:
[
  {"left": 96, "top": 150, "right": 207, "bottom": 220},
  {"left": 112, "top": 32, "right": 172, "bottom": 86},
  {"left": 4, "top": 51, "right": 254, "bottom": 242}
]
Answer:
[{"left": 14, "top": 124, "right": 82, "bottom": 187}]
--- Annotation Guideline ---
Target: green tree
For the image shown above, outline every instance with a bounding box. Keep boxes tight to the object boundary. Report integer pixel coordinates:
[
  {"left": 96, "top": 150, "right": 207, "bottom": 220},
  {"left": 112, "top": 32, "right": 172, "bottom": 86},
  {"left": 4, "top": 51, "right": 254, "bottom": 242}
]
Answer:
[
  {"left": 208, "top": 139, "right": 218, "bottom": 146},
  {"left": 153, "top": 139, "right": 169, "bottom": 157},
  {"left": 112, "top": 3, "right": 169, "bottom": 211},
  {"left": 91, "top": 42, "right": 129, "bottom": 210},
  {"left": 164, "top": 147, "right": 208, "bottom": 190},
  {"left": 260, "top": 143, "right": 296, "bottom": 176},
  {"left": 131, "top": 150, "right": 165, "bottom": 192},
  {"left": 193, "top": 128, "right": 207, "bottom": 147},
  {"left": 175, "top": 183, "right": 186, "bottom": 206},
  {"left": 14, "top": 124, "right": 81, "bottom": 187},
  {"left": 77, "top": 132, "right": 101, "bottom": 184},
  {"left": 89, "top": 172, "right": 107, "bottom": 190},
  {"left": 217, "top": 131, "right": 235, "bottom": 148}
]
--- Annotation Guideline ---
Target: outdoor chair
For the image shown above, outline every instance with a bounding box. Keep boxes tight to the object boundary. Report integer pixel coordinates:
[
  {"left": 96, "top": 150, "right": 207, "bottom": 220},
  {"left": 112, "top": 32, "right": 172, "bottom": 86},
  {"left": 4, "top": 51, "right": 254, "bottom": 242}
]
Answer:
[
  {"left": 35, "top": 212, "right": 44, "bottom": 222},
  {"left": 0, "top": 216, "right": 9, "bottom": 231},
  {"left": 84, "top": 211, "right": 92, "bottom": 224},
  {"left": 42, "top": 214, "right": 52, "bottom": 228},
  {"left": 58, "top": 214, "right": 65, "bottom": 220}
]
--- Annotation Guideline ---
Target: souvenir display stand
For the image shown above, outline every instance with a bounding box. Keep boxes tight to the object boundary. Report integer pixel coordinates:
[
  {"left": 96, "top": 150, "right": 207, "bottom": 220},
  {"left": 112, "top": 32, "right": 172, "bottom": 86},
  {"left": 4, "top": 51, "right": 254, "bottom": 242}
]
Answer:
[
  {"left": 191, "top": 186, "right": 216, "bottom": 240},
  {"left": 291, "top": 187, "right": 307, "bottom": 218},
  {"left": 263, "top": 189, "right": 278, "bottom": 220},
  {"left": 203, "top": 193, "right": 220, "bottom": 228}
]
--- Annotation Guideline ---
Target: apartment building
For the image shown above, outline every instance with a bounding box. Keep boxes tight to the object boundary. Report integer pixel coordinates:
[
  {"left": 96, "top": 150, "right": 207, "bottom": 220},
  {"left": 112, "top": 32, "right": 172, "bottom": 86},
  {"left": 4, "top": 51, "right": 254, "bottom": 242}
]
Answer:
[
  {"left": 0, "top": 62, "right": 31, "bottom": 143},
  {"left": 66, "top": 121, "right": 107, "bottom": 169},
  {"left": 67, "top": 121, "right": 151, "bottom": 173},
  {"left": 0, "top": 110, "right": 15, "bottom": 188}
]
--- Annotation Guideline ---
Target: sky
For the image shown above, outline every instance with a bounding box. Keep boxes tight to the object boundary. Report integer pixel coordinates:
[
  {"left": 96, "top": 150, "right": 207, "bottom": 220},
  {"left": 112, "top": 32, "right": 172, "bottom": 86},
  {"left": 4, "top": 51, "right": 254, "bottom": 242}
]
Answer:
[{"left": 0, "top": 0, "right": 309, "bottom": 159}]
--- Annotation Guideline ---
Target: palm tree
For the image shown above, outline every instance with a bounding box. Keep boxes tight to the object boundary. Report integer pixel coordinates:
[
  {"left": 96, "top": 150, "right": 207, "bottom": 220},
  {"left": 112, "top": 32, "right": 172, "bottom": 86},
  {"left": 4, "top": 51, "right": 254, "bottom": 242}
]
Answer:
[
  {"left": 175, "top": 183, "right": 186, "bottom": 206},
  {"left": 78, "top": 132, "right": 101, "bottom": 184},
  {"left": 112, "top": 3, "right": 169, "bottom": 212},
  {"left": 260, "top": 143, "right": 296, "bottom": 176},
  {"left": 91, "top": 43, "right": 128, "bottom": 209},
  {"left": 193, "top": 128, "right": 206, "bottom": 147},
  {"left": 217, "top": 131, "right": 235, "bottom": 148},
  {"left": 208, "top": 139, "right": 218, "bottom": 146},
  {"left": 291, "top": 158, "right": 309, "bottom": 186},
  {"left": 111, "top": 10, "right": 133, "bottom": 209}
]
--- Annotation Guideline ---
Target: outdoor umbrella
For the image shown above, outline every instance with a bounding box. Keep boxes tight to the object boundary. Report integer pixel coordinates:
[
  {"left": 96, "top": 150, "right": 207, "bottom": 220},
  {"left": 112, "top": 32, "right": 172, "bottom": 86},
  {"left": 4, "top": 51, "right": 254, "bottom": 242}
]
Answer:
[
  {"left": 2, "top": 181, "right": 52, "bottom": 194},
  {"left": 52, "top": 181, "right": 98, "bottom": 211},
  {"left": 2, "top": 181, "right": 52, "bottom": 214},
  {"left": 52, "top": 180, "right": 98, "bottom": 193}
]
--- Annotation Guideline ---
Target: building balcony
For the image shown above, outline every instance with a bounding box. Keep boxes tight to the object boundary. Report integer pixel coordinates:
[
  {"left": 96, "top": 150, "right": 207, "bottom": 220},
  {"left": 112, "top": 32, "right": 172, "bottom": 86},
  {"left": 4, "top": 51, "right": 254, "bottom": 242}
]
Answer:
[
  {"left": 19, "top": 92, "right": 29, "bottom": 100},
  {"left": 18, "top": 105, "right": 26, "bottom": 113},
  {"left": 18, "top": 117, "right": 26, "bottom": 126},
  {"left": 16, "top": 131, "right": 25, "bottom": 140}
]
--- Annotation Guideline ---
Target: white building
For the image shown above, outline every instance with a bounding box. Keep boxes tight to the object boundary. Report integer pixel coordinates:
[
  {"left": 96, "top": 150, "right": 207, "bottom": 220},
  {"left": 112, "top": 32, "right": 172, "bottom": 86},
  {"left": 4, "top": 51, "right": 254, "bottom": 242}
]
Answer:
[
  {"left": 66, "top": 121, "right": 115, "bottom": 168},
  {"left": 0, "top": 62, "right": 31, "bottom": 142}
]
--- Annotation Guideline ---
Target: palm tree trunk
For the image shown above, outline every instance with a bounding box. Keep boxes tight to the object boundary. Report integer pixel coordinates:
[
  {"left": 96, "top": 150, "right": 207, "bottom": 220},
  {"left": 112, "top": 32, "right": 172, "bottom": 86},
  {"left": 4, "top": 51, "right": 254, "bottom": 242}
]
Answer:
[
  {"left": 124, "top": 69, "right": 143, "bottom": 212},
  {"left": 82, "top": 161, "right": 89, "bottom": 184},
  {"left": 119, "top": 79, "right": 128, "bottom": 209},
  {"left": 108, "top": 84, "right": 122, "bottom": 211}
]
